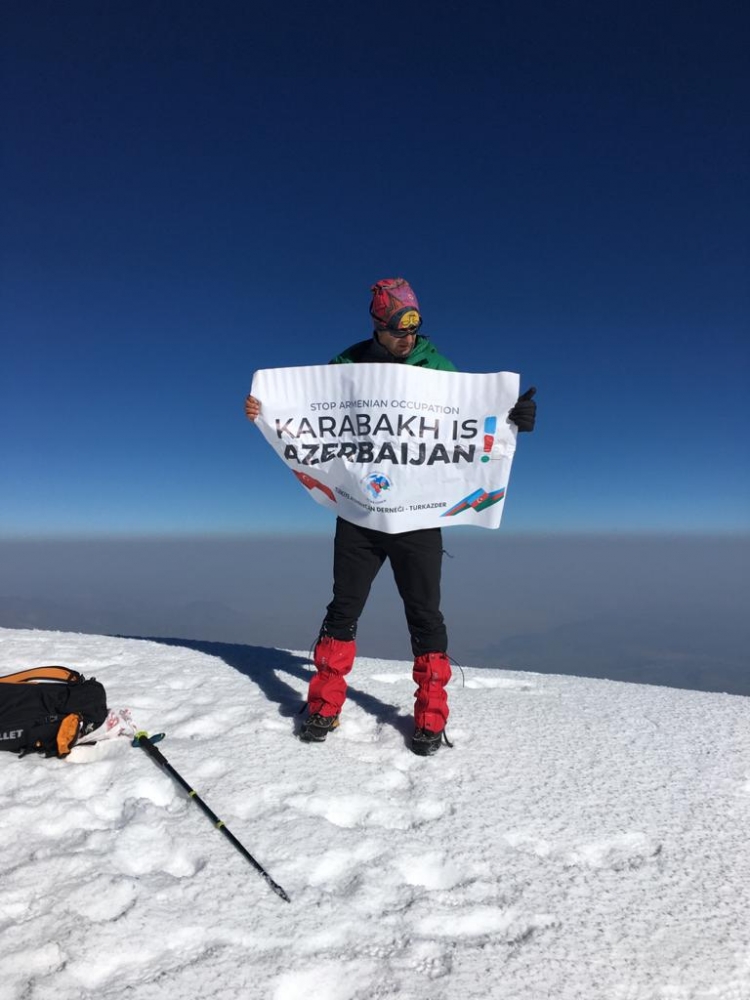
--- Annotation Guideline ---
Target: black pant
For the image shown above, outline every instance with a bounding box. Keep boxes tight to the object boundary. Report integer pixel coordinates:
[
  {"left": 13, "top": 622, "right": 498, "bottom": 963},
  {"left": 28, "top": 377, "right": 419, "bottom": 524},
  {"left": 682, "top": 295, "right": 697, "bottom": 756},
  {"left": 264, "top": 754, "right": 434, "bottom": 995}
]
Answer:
[{"left": 321, "top": 517, "right": 448, "bottom": 656}]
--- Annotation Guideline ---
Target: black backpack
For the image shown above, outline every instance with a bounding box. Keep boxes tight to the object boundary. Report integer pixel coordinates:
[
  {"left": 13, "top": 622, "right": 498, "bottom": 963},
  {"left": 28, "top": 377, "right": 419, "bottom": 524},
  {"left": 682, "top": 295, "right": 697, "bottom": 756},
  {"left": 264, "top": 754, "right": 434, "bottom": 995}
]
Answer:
[{"left": 0, "top": 666, "right": 108, "bottom": 757}]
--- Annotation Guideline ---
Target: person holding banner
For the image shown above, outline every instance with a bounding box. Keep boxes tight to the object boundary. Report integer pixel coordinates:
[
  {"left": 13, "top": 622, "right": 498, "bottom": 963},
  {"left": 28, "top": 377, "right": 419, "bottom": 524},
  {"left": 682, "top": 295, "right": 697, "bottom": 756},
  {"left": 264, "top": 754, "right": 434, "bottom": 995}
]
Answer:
[{"left": 245, "top": 277, "right": 536, "bottom": 756}]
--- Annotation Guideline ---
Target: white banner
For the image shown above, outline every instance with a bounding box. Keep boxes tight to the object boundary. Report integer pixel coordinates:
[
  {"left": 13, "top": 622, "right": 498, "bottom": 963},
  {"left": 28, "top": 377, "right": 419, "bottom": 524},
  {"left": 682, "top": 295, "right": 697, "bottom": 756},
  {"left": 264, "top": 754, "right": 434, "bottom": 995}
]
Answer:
[{"left": 250, "top": 364, "right": 520, "bottom": 533}]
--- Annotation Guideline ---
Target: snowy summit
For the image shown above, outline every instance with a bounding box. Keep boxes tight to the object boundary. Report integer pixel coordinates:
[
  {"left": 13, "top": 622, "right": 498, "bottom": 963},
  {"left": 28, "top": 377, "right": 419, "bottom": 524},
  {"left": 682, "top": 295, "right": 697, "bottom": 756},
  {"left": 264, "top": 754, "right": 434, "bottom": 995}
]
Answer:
[{"left": 1, "top": 626, "right": 749, "bottom": 999}]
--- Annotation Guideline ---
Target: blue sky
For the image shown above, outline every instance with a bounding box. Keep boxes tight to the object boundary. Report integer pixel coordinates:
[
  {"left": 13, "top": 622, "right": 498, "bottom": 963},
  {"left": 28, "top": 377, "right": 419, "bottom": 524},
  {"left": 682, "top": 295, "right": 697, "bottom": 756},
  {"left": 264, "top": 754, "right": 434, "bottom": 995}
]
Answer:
[{"left": 2, "top": 1, "right": 748, "bottom": 537}]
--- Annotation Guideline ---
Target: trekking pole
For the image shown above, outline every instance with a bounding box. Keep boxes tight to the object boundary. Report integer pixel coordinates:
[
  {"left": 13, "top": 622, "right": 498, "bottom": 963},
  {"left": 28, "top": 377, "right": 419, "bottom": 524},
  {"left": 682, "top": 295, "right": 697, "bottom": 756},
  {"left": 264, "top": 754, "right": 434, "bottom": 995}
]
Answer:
[{"left": 133, "top": 731, "right": 290, "bottom": 903}]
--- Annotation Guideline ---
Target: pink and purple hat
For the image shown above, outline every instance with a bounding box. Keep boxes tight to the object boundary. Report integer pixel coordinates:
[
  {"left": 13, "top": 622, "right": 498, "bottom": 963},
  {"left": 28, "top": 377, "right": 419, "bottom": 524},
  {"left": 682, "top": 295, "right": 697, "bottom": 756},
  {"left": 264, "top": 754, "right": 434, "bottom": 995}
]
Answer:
[{"left": 370, "top": 278, "right": 423, "bottom": 333}]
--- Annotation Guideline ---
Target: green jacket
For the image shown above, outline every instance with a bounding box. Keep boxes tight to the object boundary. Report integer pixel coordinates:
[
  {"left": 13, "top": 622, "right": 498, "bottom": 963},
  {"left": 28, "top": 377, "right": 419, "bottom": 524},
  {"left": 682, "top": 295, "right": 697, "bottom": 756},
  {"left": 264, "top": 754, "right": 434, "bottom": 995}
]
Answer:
[{"left": 330, "top": 335, "right": 456, "bottom": 371}]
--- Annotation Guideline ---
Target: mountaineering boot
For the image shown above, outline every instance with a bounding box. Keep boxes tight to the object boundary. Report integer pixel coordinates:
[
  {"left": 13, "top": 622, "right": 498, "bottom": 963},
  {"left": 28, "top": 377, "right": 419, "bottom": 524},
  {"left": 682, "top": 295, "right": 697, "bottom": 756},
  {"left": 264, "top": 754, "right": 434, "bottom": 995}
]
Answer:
[
  {"left": 411, "top": 727, "right": 445, "bottom": 756},
  {"left": 307, "top": 635, "right": 356, "bottom": 718},
  {"left": 300, "top": 712, "right": 340, "bottom": 743},
  {"left": 411, "top": 651, "right": 452, "bottom": 756}
]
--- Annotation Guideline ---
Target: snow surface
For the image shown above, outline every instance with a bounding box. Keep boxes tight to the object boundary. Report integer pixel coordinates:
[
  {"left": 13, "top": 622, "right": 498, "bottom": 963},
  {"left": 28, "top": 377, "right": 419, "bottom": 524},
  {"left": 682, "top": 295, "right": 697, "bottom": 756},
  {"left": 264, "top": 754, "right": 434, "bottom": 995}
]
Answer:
[{"left": 1, "top": 625, "right": 750, "bottom": 1000}]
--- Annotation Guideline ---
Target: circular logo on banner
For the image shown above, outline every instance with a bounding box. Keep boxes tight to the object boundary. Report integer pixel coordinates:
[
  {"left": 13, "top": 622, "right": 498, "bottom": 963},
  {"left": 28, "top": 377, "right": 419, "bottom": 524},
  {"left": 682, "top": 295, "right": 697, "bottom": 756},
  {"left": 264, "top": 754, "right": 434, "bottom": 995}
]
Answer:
[{"left": 361, "top": 472, "right": 393, "bottom": 503}]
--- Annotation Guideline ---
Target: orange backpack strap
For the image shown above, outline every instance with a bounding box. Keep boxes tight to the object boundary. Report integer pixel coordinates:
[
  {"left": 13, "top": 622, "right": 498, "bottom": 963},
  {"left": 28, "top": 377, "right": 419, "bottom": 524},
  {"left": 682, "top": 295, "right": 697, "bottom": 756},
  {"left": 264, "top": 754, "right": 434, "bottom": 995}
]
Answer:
[
  {"left": 0, "top": 666, "right": 83, "bottom": 684},
  {"left": 56, "top": 714, "right": 84, "bottom": 756}
]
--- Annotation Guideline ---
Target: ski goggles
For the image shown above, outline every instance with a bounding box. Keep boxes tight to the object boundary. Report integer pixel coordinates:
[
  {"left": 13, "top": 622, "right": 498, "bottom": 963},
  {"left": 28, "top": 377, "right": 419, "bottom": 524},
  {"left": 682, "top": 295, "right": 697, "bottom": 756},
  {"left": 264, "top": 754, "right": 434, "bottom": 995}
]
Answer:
[{"left": 382, "top": 309, "right": 423, "bottom": 337}]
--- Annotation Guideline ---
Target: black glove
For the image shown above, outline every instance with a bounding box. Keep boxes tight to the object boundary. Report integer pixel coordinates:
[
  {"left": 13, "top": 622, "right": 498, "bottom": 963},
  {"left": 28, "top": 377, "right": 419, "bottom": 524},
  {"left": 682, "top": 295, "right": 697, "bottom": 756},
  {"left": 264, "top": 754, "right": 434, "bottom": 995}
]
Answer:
[{"left": 508, "top": 386, "right": 537, "bottom": 432}]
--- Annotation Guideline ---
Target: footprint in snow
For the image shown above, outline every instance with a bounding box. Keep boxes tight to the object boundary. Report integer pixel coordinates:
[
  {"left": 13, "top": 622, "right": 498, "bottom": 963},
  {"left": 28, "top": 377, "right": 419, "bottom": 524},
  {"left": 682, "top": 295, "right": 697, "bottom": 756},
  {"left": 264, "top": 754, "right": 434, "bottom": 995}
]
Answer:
[
  {"left": 306, "top": 841, "right": 384, "bottom": 887},
  {"left": 504, "top": 830, "right": 662, "bottom": 871},
  {"left": 565, "top": 832, "right": 662, "bottom": 870},
  {"left": 286, "top": 791, "right": 445, "bottom": 830},
  {"left": 393, "top": 850, "right": 463, "bottom": 891},
  {"left": 503, "top": 831, "right": 554, "bottom": 858},
  {"left": 413, "top": 905, "right": 557, "bottom": 945},
  {"left": 272, "top": 959, "right": 380, "bottom": 1000},
  {"left": 65, "top": 927, "right": 232, "bottom": 993},
  {"left": 66, "top": 874, "right": 138, "bottom": 922},
  {"left": 112, "top": 819, "right": 206, "bottom": 878},
  {"left": 371, "top": 672, "right": 537, "bottom": 693},
  {"left": 463, "top": 676, "right": 536, "bottom": 691}
]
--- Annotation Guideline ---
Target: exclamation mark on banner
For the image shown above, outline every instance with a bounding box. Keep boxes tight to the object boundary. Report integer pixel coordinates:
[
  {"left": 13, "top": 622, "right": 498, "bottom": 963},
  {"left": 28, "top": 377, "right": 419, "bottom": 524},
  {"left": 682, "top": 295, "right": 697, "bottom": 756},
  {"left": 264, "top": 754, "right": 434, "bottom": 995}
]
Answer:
[{"left": 481, "top": 416, "right": 497, "bottom": 462}]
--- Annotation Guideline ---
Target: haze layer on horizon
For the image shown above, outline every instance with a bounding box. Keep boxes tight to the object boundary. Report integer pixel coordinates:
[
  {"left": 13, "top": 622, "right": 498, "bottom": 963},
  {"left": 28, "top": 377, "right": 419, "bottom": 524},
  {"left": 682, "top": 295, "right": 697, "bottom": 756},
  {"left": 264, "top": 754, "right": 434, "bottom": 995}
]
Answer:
[{"left": 1, "top": 533, "right": 747, "bottom": 697}]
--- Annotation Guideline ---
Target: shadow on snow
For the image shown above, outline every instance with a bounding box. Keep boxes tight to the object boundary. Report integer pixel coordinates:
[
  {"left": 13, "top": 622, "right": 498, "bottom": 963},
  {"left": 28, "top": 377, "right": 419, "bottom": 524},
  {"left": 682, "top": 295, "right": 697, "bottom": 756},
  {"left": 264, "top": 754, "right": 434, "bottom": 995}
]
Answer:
[{"left": 126, "top": 635, "right": 415, "bottom": 742}]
